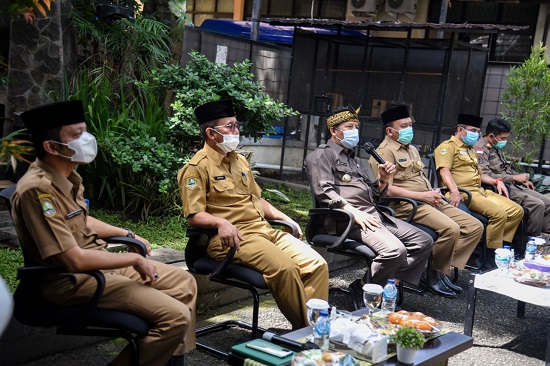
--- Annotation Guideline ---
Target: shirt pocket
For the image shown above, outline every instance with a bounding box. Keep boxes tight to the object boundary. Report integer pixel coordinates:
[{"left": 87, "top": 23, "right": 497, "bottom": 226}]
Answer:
[
  {"left": 395, "top": 159, "right": 412, "bottom": 180},
  {"left": 209, "top": 179, "right": 236, "bottom": 205},
  {"left": 335, "top": 165, "right": 354, "bottom": 185},
  {"left": 235, "top": 172, "right": 250, "bottom": 194}
]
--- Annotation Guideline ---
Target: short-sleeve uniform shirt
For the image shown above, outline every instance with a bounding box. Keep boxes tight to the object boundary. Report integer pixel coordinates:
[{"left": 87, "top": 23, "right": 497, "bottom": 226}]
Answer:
[
  {"left": 178, "top": 143, "right": 265, "bottom": 225},
  {"left": 434, "top": 135, "right": 483, "bottom": 192},
  {"left": 373, "top": 137, "right": 432, "bottom": 192},
  {"left": 11, "top": 159, "right": 106, "bottom": 266}
]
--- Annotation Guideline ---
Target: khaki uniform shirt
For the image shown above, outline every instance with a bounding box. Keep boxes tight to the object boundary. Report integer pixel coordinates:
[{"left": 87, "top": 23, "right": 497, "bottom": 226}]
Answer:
[
  {"left": 371, "top": 137, "right": 432, "bottom": 192},
  {"left": 434, "top": 135, "right": 483, "bottom": 193},
  {"left": 474, "top": 138, "right": 524, "bottom": 189},
  {"left": 305, "top": 139, "right": 391, "bottom": 223},
  {"left": 178, "top": 143, "right": 265, "bottom": 225},
  {"left": 11, "top": 159, "right": 106, "bottom": 266}
]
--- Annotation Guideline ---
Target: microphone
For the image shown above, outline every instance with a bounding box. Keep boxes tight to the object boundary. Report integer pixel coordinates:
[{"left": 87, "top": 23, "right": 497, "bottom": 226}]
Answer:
[
  {"left": 363, "top": 142, "right": 385, "bottom": 164},
  {"left": 262, "top": 331, "right": 319, "bottom": 351}
]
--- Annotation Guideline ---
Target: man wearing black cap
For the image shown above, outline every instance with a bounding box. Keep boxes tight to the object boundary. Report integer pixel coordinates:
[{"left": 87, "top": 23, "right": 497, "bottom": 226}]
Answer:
[
  {"left": 178, "top": 99, "right": 329, "bottom": 329},
  {"left": 370, "top": 106, "right": 483, "bottom": 298},
  {"left": 12, "top": 100, "right": 197, "bottom": 366},
  {"left": 434, "top": 114, "right": 524, "bottom": 256},
  {"left": 305, "top": 106, "right": 433, "bottom": 309}
]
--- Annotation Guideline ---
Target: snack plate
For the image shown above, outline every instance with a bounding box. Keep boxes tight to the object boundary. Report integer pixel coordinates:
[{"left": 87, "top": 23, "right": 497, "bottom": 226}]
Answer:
[
  {"left": 354, "top": 314, "right": 441, "bottom": 338},
  {"left": 523, "top": 258, "right": 550, "bottom": 273},
  {"left": 514, "top": 276, "right": 549, "bottom": 287},
  {"left": 512, "top": 268, "right": 549, "bottom": 287}
]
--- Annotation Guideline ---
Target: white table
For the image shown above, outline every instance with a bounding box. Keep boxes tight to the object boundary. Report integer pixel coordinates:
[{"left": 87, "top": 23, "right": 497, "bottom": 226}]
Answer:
[{"left": 463, "top": 268, "right": 550, "bottom": 364}]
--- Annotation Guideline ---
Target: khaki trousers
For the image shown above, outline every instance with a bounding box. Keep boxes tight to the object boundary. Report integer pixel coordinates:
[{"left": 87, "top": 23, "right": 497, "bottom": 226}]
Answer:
[
  {"left": 510, "top": 187, "right": 550, "bottom": 235},
  {"left": 349, "top": 217, "right": 433, "bottom": 287},
  {"left": 468, "top": 190, "right": 524, "bottom": 249},
  {"left": 44, "top": 261, "right": 197, "bottom": 366},
  {"left": 208, "top": 220, "right": 329, "bottom": 329},
  {"left": 394, "top": 202, "right": 483, "bottom": 274}
]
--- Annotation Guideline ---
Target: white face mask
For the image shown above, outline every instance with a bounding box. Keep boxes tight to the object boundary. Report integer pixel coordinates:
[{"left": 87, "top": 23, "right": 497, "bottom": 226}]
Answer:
[
  {"left": 213, "top": 129, "right": 240, "bottom": 154},
  {"left": 53, "top": 131, "right": 98, "bottom": 164}
]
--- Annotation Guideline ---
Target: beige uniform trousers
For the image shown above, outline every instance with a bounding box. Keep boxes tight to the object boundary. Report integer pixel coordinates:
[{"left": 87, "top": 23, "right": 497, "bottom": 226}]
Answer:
[
  {"left": 468, "top": 190, "right": 524, "bottom": 249},
  {"left": 395, "top": 202, "right": 483, "bottom": 274},
  {"left": 49, "top": 261, "right": 197, "bottom": 366},
  {"left": 208, "top": 220, "right": 329, "bottom": 329},
  {"left": 510, "top": 186, "right": 550, "bottom": 235}
]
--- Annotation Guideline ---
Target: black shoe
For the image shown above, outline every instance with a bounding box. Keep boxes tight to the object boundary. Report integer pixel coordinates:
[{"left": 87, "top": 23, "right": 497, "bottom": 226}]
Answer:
[
  {"left": 428, "top": 279, "right": 457, "bottom": 299},
  {"left": 348, "top": 279, "right": 365, "bottom": 310},
  {"left": 442, "top": 275, "right": 463, "bottom": 293}
]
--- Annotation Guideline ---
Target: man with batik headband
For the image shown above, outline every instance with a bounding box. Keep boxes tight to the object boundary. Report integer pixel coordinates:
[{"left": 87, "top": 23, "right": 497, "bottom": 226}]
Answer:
[
  {"left": 370, "top": 106, "right": 483, "bottom": 298},
  {"left": 305, "top": 106, "right": 433, "bottom": 310},
  {"left": 178, "top": 99, "right": 328, "bottom": 329},
  {"left": 475, "top": 117, "right": 550, "bottom": 237},
  {"left": 12, "top": 100, "right": 197, "bottom": 366},
  {"left": 434, "top": 113, "right": 524, "bottom": 265}
]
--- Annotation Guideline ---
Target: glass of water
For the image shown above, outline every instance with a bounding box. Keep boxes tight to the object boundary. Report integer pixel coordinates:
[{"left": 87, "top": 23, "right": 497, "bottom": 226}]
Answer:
[{"left": 362, "top": 284, "right": 384, "bottom": 316}]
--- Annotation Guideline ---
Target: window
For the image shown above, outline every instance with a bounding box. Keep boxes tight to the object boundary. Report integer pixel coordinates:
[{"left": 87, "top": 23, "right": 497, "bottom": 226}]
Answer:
[{"left": 427, "top": 1, "right": 539, "bottom": 63}]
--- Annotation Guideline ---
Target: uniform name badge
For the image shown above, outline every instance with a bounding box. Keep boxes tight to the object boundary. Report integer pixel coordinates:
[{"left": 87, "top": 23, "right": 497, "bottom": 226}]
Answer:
[{"left": 342, "top": 174, "right": 351, "bottom": 182}]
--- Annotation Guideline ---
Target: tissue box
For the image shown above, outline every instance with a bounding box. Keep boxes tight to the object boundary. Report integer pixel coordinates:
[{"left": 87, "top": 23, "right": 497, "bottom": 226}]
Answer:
[{"left": 330, "top": 333, "right": 388, "bottom": 364}]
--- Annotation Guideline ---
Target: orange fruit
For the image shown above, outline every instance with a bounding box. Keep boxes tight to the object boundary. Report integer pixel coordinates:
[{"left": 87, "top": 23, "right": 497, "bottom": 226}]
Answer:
[
  {"left": 387, "top": 312, "right": 402, "bottom": 324},
  {"left": 410, "top": 311, "right": 425, "bottom": 319},
  {"left": 399, "top": 319, "right": 414, "bottom": 327},
  {"left": 423, "top": 317, "right": 437, "bottom": 326},
  {"left": 413, "top": 320, "right": 432, "bottom": 331}
]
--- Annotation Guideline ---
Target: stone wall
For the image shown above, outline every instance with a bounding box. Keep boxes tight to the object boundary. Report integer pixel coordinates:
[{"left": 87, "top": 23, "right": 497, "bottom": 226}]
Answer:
[{"left": 4, "top": 0, "right": 76, "bottom": 136}]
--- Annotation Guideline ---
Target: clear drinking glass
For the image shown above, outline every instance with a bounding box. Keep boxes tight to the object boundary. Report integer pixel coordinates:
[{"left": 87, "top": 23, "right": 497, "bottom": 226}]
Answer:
[{"left": 362, "top": 284, "right": 384, "bottom": 316}]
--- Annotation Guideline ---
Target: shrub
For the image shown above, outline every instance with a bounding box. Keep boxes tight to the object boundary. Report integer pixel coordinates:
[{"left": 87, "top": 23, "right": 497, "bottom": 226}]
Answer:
[{"left": 393, "top": 326, "right": 425, "bottom": 350}]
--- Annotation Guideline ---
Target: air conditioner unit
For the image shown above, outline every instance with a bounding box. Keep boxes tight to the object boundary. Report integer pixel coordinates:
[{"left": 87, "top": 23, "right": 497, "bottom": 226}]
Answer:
[
  {"left": 385, "top": 0, "right": 417, "bottom": 15},
  {"left": 348, "top": 0, "right": 378, "bottom": 17}
]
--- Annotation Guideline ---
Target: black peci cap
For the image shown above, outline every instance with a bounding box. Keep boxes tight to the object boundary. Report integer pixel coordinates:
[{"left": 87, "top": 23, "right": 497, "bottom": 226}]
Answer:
[
  {"left": 21, "top": 100, "right": 86, "bottom": 133},
  {"left": 194, "top": 99, "right": 236, "bottom": 125}
]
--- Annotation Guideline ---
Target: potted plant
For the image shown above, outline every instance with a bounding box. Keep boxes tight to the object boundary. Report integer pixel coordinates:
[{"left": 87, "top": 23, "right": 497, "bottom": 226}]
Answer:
[{"left": 393, "top": 326, "right": 425, "bottom": 364}]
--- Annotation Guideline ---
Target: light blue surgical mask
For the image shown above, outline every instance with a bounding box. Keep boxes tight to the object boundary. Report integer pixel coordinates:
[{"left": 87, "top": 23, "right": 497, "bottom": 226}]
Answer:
[
  {"left": 336, "top": 128, "right": 359, "bottom": 149},
  {"left": 392, "top": 126, "right": 414, "bottom": 145},
  {"left": 462, "top": 130, "right": 479, "bottom": 146},
  {"left": 491, "top": 135, "right": 507, "bottom": 150}
]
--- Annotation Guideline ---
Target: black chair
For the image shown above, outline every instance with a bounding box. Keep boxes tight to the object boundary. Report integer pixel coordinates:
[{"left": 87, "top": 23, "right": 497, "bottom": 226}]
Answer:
[
  {"left": 185, "top": 219, "right": 299, "bottom": 359},
  {"left": 0, "top": 185, "right": 150, "bottom": 366},
  {"left": 427, "top": 154, "right": 490, "bottom": 274}
]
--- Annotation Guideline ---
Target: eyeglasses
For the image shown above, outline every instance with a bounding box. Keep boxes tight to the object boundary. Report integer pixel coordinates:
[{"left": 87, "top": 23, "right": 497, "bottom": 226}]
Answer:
[{"left": 214, "top": 122, "right": 240, "bottom": 131}]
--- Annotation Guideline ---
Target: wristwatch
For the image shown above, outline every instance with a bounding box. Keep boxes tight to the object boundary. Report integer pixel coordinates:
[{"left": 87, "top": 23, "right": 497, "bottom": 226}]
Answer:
[{"left": 124, "top": 228, "right": 135, "bottom": 238}]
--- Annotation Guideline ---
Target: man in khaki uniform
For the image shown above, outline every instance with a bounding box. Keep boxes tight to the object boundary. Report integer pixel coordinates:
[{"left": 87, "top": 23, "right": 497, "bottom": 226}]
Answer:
[
  {"left": 434, "top": 114, "right": 524, "bottom": 257},
  {"left": 12, "top": 101, "right": 197, "bottom": 366},
  {"left": 370, "top": 106, "right": 483, "bottom": 298},
  {"left": 475, "top": 117, "right": 550, "bottom": 237},
  {"left": 178, "top": 99, "right": 328, "bottom": 329},
  {"left": 305, "top": 106, "right": 433, "bottom": 309}
]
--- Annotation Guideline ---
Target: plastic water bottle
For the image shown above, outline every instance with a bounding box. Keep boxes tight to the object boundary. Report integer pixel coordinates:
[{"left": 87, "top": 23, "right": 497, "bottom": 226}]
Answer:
[
  {"left": 313, "top": 310, "right": 330, "bottom": 351},
  {"left": 509, "top": 248, "right": 515, "bottom": 270},
  {"left": 525, "top": 238, "right": 536, "bottom": 261},
  {"left": 381, "top": 279, "right": 398, "bottom": 316}
]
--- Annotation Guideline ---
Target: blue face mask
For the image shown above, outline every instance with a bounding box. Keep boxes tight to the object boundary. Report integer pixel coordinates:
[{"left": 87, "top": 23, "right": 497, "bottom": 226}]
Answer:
[
  {"left": 462, "top": 130, "right": 479, "bottom": 146},
  {"left": 393, "top": 126, "right": 414, "bottom": 145},
  {"left": 336, "top": 128, "right": 359, "bottom": 149},
  {"left": 491, "top": 135, "right": 507, "bottom": 149}
]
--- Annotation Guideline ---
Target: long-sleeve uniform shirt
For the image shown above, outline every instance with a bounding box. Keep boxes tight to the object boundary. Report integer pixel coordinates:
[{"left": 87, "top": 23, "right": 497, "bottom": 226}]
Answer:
[
  {"left": 178, "top": 143, "right": 328, "bottom": 329},
  {"left": 474, "top": 138, "right": 550, "bottom": 235},
  {"left": 371, "top": 137, "right": 482, "bottom": 273},
  {"left": 305, "top": 139, "right": 433, "bottom": 286},
  {"left": 434, "top": 135, "right": 523, "bottom": 248},
  {"left": 11, "top": 159, "right": 197, "bottom": 366}
]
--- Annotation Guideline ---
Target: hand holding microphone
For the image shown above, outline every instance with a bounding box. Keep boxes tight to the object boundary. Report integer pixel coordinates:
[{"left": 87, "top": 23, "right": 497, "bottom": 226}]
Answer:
[{"left": 363, "top": 142, "right": 396, "bottom": 180}]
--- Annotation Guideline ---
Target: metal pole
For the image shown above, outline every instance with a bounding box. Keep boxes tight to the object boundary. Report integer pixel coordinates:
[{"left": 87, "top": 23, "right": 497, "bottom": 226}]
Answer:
[
  {"left": 251, "top": 0, "right": 262, "bottom": 41},
  {"left": 437, "top": 0, "right": 449, "bottom": 39}
]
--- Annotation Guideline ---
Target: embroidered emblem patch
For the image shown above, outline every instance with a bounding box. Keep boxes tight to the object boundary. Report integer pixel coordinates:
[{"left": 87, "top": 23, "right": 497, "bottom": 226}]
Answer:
[
  {"left": 41, "top": 199, "right": 56, "bottom": 218},
  {"left": 440, "top": 148, "right": 447, "bottom": 155},
  {"left": 342, "top": 174, "right": 352, "bottom": 182},
  {"left": 185, "top": 174, "right": 199, "bottom": 191}
]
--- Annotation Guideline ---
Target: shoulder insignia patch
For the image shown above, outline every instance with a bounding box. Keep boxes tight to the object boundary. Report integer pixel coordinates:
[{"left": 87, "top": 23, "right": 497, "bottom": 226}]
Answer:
[
  {"left": 185, "top": 174, "right": 200, "bottom": 191},
  {"left": 440, "top": 148, "right": 447, "bottom": 155},
  {"left": 41, "top": 198, "right": 56, "bottom": 218}
]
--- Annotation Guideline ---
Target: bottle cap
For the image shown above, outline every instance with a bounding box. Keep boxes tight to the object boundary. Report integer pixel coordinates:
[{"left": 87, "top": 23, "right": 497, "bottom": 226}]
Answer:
[
  {"left": 503, "top": 245, "right": 511, "bottom": 250},
  {"left": 387, "top": 279, "right": 395, "bottom": 284},
  {"left": 320, "top": 310, "right": 329, "bottom": 316}
]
